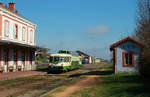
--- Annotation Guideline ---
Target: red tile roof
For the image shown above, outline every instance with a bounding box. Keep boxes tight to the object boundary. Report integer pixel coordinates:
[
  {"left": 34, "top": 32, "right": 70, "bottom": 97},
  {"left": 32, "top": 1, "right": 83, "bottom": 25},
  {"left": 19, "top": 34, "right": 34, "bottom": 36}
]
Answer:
[{"left": 110, "top": 37, "right": 144, "bottom": 50}]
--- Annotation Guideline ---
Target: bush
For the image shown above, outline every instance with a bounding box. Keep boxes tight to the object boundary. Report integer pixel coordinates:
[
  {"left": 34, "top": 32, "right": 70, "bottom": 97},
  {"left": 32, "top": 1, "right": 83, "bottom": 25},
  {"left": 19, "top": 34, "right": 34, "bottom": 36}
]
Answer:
[
  {"left": 139, "top": 49, "right": 150, "bottom": 79},
  {"left": 134, "top": 0, "right": 150, "bottom": 79}
]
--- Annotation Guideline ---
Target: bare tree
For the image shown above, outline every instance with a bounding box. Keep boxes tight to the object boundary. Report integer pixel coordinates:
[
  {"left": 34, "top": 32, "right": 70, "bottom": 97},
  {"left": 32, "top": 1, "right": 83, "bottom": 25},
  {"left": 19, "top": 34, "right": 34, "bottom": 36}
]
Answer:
[
  {"left": 35, "top": 46, "right": 50, "bottom": 64},
  {"left": 135, "top": 0, "right": 150, "bottom": 78}
]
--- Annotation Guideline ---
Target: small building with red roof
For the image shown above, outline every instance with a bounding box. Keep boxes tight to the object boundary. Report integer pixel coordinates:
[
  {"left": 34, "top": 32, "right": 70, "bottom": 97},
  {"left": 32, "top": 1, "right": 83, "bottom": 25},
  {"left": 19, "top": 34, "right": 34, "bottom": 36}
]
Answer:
[{"left": 110, "top": 37, "right": 144, "bottom": 73}]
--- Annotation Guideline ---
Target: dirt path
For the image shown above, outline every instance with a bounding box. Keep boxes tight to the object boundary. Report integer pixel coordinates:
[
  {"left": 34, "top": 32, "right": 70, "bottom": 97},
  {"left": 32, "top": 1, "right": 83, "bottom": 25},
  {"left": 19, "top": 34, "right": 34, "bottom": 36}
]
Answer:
[{"left": 45, "top": 75, "right": 99, "bottom": 97}]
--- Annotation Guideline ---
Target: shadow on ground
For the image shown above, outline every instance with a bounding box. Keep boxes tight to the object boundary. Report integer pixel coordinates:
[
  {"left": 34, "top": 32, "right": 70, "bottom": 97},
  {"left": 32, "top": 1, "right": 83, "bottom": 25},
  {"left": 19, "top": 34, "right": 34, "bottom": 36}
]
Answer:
[{"left": 69, "top": 70, "right": 113, "bottom": 78}]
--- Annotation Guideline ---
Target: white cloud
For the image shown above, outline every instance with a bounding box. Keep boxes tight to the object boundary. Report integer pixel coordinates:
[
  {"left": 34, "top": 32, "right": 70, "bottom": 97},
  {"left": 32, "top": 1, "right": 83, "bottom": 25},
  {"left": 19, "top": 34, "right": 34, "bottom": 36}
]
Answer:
[{"left": 84, "top": 25, "right": 111, "bottom": 34}]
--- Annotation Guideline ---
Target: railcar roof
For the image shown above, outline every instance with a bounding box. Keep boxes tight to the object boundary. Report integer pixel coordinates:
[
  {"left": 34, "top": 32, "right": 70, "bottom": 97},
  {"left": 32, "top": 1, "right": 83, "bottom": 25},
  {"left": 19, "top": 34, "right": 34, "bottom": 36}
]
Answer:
[{"left": 50, "top": 54, "right": 72, "bottom": 57}]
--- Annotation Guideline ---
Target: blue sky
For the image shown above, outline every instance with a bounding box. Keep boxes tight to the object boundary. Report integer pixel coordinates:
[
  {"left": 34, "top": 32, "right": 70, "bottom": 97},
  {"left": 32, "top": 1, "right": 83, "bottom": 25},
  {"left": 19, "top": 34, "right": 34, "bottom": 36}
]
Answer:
[{"left": 3, "top": 0, "right": 137, "bottom": 60}]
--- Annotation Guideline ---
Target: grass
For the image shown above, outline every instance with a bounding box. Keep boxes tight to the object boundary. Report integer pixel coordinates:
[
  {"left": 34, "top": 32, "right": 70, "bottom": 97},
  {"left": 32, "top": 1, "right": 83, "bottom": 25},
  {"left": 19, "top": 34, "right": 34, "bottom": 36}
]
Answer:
[
  {"left": 2, "top": 63, "right": 150, "bottom": 97},
  {"left": 69, "top": 64, "right": 150, "bottom": 97},
  {"left": 99, "top": 63, "right": 113, "bottom": 70},
  {"left": 0, "top": 70, "right": 84, "bottom": 97},
  {"left": 52, "top": 87, "right": 66, "bottom": 93},
  {"left": 0, "top": 75, "right": 37, "bottom": 84},
  {"left": 70, "top": 73, "right": 150, "bottom": 97},
  {"left": 0, "top": 75, "right": 74, "bottom": 97}
]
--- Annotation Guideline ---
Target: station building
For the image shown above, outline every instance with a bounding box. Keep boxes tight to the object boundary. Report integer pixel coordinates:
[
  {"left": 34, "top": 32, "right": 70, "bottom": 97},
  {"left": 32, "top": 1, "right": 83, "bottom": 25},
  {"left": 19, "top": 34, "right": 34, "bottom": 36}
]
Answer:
[
  {"left": 76, "top": 51, "right": 93, "bottom": 64},
  {"left": 0, "top": 2, "right": 36, "bottom": 73},
  {"left": 110, "top": 37, "right": 144, "bottom": 73}
]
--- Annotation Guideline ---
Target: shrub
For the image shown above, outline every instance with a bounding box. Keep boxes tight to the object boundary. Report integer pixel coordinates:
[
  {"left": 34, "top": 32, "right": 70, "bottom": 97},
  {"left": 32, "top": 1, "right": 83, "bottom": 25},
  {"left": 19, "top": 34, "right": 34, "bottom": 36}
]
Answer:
[
  {"left": 134, "top": 0, "right": 150, "bottom": 79},
  {"left": 139, "top": 49, "right": 150, "bottom": 79}
]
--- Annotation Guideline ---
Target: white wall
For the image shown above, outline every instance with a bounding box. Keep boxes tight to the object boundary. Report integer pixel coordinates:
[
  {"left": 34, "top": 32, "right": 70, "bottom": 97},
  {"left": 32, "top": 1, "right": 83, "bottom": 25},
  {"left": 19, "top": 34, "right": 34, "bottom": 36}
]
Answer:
[
  {"left": 0, "top": 47, "right": 35, "bottom": 72},
  {"left": 0, "top": 9, "right": 36, "bottom": 46}
]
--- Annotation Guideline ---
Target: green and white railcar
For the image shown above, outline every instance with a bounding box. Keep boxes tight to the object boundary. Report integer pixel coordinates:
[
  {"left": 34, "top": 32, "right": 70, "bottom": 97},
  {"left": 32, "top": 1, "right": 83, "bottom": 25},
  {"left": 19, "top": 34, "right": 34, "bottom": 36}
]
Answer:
[{"left": 49, "top": 52, "right": 82, "bottom": 72}]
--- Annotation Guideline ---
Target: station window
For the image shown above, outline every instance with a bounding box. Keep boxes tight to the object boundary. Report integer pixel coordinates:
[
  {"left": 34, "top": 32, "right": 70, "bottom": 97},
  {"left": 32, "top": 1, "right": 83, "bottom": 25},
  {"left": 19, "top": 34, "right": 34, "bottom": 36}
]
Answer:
[
  {"left": 13, "top": 24, "right": 18, "bottom": 39},
  {"left": 4, "top": 20, "right": 9, "bottom": 37},
  {"left": 22, "top": 27, "right": 26, "bottom": 41},
  {"left": 123, "top": 51, "right": 134, "bottom": 67},
  {"left": 29, "top": 30, "right": 33, "bottom": 43}
]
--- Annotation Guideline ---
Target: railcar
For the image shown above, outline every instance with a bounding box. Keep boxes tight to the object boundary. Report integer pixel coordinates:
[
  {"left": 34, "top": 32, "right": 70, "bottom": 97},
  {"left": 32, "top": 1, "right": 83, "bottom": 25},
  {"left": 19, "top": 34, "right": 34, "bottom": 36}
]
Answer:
[{"left": 49, "top": 50, "right": 82, "bottom": 72}]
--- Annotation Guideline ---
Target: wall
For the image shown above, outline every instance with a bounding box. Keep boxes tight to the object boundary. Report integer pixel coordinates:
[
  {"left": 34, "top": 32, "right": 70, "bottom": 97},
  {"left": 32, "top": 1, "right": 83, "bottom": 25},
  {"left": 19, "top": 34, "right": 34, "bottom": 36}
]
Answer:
[
  {"left": 0, "top": 46, "right": 35, "bottom": 72},
  {"left": 116, "top": 41, "right": 142, "bottom": 72},
  {"left": 0, "top": 8, "right": 36, "bottom": 46}
]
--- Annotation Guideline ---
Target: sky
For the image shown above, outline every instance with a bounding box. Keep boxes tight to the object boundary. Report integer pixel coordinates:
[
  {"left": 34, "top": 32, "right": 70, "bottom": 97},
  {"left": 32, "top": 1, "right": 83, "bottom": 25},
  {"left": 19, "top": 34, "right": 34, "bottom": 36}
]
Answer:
[{"left": 2, "top": 0, "right": 138, "bottom": 60}]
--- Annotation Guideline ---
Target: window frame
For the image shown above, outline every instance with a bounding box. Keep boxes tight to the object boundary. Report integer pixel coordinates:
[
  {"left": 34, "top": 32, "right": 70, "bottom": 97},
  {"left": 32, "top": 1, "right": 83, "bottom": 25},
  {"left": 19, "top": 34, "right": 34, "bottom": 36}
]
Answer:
[
  {"left": 122, "top": 51, "right": 135, "bottom": 67},
  {"left": 30, "top": 29, "right": 33, "bottom": 43},
  {"left": 13, "top": 24, "right": 18, "bottom": 39},
  {"left": 22, "top": 27, "right": 26, "bottom": 41},
  {"left": 4, "top": 20, "right": 10, "bottom": 37}
]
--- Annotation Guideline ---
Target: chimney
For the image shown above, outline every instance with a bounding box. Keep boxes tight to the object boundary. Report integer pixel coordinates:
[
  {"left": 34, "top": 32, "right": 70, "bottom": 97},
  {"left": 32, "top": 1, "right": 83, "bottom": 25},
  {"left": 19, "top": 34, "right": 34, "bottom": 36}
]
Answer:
[
  {"left": 0, "top": 2, "right": 5, "bottom": 8},
  {"left": 8, "top": 2, "right": 15, "bottom": 11},
  {"left": 0, "top": 2, "right": 3, "bottom": 6}
]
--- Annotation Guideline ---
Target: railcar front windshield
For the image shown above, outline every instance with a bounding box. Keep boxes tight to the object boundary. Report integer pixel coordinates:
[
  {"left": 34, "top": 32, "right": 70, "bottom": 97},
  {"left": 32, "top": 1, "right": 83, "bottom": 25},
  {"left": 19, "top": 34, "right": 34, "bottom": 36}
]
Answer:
[{"left": 50, "top": 56, "right": 70, "bottom": 63}]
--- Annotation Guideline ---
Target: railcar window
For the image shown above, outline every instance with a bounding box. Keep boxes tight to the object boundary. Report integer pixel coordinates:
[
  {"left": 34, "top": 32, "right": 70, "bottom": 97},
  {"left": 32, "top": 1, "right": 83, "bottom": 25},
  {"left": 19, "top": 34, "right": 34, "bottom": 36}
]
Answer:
[
  {"left": 49, "top": 57, "right": 53, "bottom": 62},
  {"left": 50, "top": 57, "right": 71, "bottom": 62},
  {"left": 54, "top": 57, "right": 59, "bottom": 61}
]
